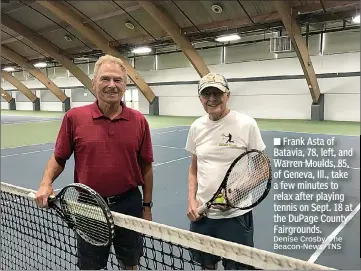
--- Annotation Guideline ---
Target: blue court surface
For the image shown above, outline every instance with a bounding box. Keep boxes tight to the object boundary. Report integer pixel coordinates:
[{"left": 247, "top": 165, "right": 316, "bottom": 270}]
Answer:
[{"left": 1, "top": 125, "right": 359, "bottom": 270}]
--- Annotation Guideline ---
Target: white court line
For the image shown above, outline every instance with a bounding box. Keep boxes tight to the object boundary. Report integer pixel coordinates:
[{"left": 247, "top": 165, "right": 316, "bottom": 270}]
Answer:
[
  {"left": 0, "top": 126, "right": 189, "bottom": 150},
  {"left": 308, "top": 203, "right": 360, "bottom": 263},
  {"left": 151, "top": 128, "right": 189, "bottom": 135},
  {"left": 1, "top": 143, "right": 187, "bottom": 157},
  {"left": 151, "top": 125, "right": 190, "bottom": 129},
  {"left": 153, "top": 145, "right": 185, "bottom": 150},
  {"left": 1, "top": 142, "right": 55, "bottom": 150},
  {"left": 157, "top": 125, "right": 359, "bottom": 138},
  {"left": 1, "top": 119, "right": 61, "bottom": 125},
  {"left": 1, "top": 149, "right": 53, "bottom": 158},
  {"left": 3, "top": 146, "right": 360, "bottom": 172},
  {"left": 48, "top": 156, "right": 191, "bottom": 194},
  {"left": 153, "top": 156, "right": 191, "bottom": 167}
]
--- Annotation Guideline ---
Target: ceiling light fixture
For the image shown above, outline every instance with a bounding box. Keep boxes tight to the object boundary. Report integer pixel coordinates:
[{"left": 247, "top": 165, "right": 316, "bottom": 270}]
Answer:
[
  {"left": 34, "top": 62, "right": 47, "bottom": 68},
  {"left": 211, "top": 4, "right": 223, "bottom": 13},
  {"left": 64, "top": 35, "right": 73, "bottom": 42},
  {"left": 125, "top": 21, "right": 135, "bottom": 29},
  {"left": 2, "top": 67, "right": 15, "bottom": 72},
  {"left": 131, "top": 47, "right": 152, "bottom": 54},
  {"left": 215, "top": 34, "right": 241, "bottom": 42},
  {"left": 352, "top": 14, "right": 360, "bottom": 23}
]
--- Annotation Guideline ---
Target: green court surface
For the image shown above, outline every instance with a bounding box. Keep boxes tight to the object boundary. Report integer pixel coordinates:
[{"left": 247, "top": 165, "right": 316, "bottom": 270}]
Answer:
[{"left": 1, "top": 110, "right": 360, "bottom": 148}]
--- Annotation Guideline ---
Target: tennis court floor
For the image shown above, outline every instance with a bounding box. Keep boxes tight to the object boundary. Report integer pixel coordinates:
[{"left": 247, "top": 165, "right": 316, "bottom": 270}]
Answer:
[{"left": 1, "top": 119, "right": 360, "bottom": 270}]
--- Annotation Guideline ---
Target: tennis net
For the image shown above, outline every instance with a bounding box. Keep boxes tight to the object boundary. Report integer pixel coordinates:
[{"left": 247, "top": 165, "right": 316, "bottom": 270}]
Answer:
[{"left": 1, "top": 182, "right": 334, "bottom": 270}]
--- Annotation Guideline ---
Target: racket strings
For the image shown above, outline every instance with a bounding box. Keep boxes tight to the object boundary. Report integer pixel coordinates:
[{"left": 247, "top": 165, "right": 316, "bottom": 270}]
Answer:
[
  {"left": 60, "top": 187, "right": 112, "bottom": 245},
  {"left": 225, "top": 152, "right": 270, "bottom": 208}
]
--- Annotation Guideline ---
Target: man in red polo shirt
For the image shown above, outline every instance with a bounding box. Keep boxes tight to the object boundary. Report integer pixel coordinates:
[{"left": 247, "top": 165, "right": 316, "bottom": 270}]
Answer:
[{"left": 34, "top": 54, "right": 154, "bottom": 270}]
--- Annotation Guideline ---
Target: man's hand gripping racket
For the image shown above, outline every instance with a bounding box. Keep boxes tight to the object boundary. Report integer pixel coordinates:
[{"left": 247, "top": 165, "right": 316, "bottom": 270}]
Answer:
[
  {"left": 31, "top": 183, "right": 115, "bottom": 247},
  {"left": 197, "top": 149, "right": 272, "bottom": 215}
]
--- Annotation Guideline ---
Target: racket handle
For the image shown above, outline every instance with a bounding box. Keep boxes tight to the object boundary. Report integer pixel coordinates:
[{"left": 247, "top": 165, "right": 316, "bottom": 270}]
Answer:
[{"left": 197, "top": 203, "right": 208, "bottom": 215}]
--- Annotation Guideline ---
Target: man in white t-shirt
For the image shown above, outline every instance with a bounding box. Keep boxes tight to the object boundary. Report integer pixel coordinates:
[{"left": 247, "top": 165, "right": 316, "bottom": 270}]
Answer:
[{"left": 185, "top": 73, "right": 266, "bottom": 270}]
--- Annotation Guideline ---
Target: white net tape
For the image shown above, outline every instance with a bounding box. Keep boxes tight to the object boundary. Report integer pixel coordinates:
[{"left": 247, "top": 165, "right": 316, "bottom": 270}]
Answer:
[{"left": 1, "top": 182, "right": 335, "bottom": 270}]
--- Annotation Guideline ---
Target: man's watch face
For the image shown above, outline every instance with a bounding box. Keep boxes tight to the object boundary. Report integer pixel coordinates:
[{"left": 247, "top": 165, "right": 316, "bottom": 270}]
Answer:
[{"left": 143, "top": 202, "right": 153, "bottom": 208}]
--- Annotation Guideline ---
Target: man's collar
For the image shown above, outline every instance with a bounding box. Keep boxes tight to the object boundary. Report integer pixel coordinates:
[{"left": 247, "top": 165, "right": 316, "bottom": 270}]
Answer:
[{"left": 90, "top": 100, "right": 130, "bottom": 121}]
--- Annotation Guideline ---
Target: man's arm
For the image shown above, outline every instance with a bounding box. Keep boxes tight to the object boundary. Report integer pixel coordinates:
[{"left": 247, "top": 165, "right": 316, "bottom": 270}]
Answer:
[
  {"left": 138, "top": 118, "right": 154, "bottom": 221},
  {"left": 40, "top": 154, "right": 66, "bottom": 186},
  {"left": 188, "top": 154, "right": 198, "bottom": 202},
  {"left": 187, "top": 154, "right": 201, "bottom": 221},
  {"left": 35, "top": 113, "right": 73, "bottom": 208},
  {"left": 140, "top": 161, "right": 153, "bottom": 204}
]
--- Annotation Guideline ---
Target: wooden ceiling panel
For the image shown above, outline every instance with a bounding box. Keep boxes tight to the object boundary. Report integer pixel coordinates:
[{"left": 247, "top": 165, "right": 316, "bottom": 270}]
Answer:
[
  {"left": 90, "top": 14, "right": 148, "bottom": 41},
  {"left": 1, "top": 1, "right": 35, "bottom": 14},
  {"left": 198, "top": 1, "right": 246, "bottom": 22},
  {"left": 40, "top": 28, "right": 95, "bottom": 51},
  {"left": 1, "top": 41, "right": 42, "bottom": 60},
  {"left": 5, "top": 8, "right": 53, "bottom": 32},
  {"left": 169, "top": 1, "right": 214, "bottom": 26},
  {"left": 156, "top": 1, "right": 193, "bottom": 29},
  {"left": 64, "top": 0, "right": 119, "bottom": 18},
  {"left": 0, "top": 0, "right": 358, "bottom": 66}
]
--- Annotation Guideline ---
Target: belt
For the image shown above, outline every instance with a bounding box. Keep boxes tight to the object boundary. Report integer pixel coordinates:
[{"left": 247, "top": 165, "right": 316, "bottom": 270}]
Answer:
[
  {"left": 102, "top": 188, "right": 137, "bottom": 205},
  {"left": 102, "top": 194, "right": 124, "bottom": 205}
]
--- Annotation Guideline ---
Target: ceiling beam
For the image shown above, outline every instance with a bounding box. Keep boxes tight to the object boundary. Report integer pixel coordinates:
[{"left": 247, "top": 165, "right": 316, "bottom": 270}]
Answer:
[
  {"left": 1, "top": 4, "right": 143, "bottom": 44},
  {"left": 1, "top": 87, "right": 14, "bottom": 103},
  {"left": 181, "top": 1, "right": 358, "bottom": 35},
  {"left": 1, "top": 5, "right": 140, "bottom": 44},
  {"left": 82, "top": 3, "right": 142, "bottom": 24},
  {"left": 137, "top": 0, "right": 210, "bottom": 77},
  {"left": 1, "top": 14, "right": 95, "bottom": 96},
  {"left": 36, "top": 0, "right": 156, "bottom": 103},
  {"left": 1, "top": 70, "right": 38, "bottom": 102},
  {"left": 108, "top": 3, "right": 358, "bottom": 48},
  {"left": 1, "top": 45, "right": 69, "bottom": 102},
  {"left": 295, "top": 0, "right": 357, "bottom": 14},
  {"left": 273, "top": 1, "right": 321, "bottom": 103}
]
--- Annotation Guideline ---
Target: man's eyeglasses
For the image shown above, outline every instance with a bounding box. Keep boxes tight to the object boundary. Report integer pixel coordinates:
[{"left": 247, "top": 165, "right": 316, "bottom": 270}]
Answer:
[{"left": 200, "top": 90, "right": 225, "bottom": 99}]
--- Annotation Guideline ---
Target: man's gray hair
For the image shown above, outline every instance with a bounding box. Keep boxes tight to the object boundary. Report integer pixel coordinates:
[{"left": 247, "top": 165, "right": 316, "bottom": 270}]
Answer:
[{"left": 93, "top": 54, "right": 127, "bottom": 80}]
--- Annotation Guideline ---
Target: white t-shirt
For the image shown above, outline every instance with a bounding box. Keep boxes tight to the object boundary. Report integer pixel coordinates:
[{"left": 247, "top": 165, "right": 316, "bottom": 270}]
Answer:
[{"left": 185, "top": 110, "right": 266, "bottom": 219}]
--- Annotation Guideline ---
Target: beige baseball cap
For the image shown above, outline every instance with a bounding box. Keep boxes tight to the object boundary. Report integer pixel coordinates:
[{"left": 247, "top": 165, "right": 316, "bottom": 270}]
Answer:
[{"left": 198, "top": 73, "right": 230, "bottom": 94}]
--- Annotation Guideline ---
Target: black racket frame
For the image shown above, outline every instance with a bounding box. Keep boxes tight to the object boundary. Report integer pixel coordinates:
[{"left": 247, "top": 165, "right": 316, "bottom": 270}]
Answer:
[
  {"left": 48, "top": 183, "right": 115, "bottom": 246},
  {"left": 206, "top": 149, "right": 272, "bottom": 211}
]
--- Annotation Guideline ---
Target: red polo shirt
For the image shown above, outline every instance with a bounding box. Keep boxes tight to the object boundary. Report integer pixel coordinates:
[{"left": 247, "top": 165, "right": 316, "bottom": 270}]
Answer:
[{"left": 54, "top": 101, "right": 154, "bottom": 197}]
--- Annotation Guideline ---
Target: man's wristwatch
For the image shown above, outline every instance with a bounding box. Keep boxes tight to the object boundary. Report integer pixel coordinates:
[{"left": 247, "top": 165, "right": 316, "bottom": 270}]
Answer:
[{"left": 143, "top": 202, "right": 153, "bottom": 208}]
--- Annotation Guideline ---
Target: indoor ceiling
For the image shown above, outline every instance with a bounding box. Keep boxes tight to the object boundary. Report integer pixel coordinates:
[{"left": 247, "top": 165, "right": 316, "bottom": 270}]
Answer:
[{"left": 1, "top": 0, "right": 360, "bottom": 69}]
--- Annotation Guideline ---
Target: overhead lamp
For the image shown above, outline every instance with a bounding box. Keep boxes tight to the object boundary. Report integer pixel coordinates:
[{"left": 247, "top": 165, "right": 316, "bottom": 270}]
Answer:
[
  {"left": 215, "top": 34, "right": 241, "bottom": 42},
  {"left": 125, "top": 21, "right": 135, "bottom": 29},
  {"left": 352, "top": 14, "right": 360, "bottom": 23},
  {"left": 211, "top": 4, "right": 223, "bottom": 14},
  {"left": 64, "top": 35, "right": 73, "bottom": 42},
  {"left": 2, "top": 67, "right": 15, "bottom": 72},
  {"left": 131, "top": 47, "right": 152, "bottom": 54},
  {"left": 34, "top": 62, "right": 47, "bottom": 68}
]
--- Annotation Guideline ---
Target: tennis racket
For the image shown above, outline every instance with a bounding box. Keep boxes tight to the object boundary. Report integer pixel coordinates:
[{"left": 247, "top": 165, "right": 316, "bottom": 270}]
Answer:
[
  {"left": 34, "top": 183, "right": 115, "bottom": 247},
  {"left": 197, "top": 149, "right": 272, "bottom": 215}
]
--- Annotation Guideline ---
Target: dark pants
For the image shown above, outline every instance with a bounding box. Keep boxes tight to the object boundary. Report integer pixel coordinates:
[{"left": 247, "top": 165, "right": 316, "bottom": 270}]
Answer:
[
  {"left": 190, "top": 211, "right": 255, "bottom": 270},
  {"left": 76, "top": 188, "right": 143, "bottom": 270}
]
